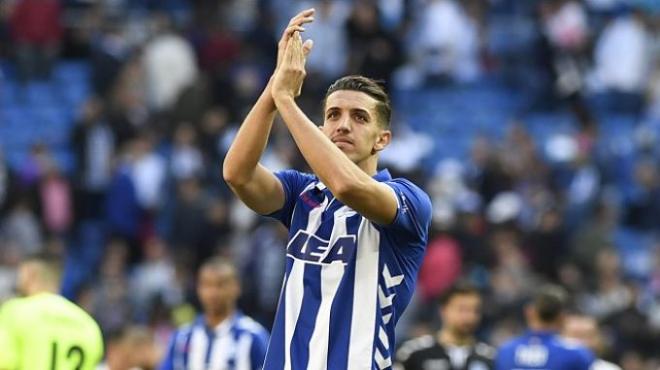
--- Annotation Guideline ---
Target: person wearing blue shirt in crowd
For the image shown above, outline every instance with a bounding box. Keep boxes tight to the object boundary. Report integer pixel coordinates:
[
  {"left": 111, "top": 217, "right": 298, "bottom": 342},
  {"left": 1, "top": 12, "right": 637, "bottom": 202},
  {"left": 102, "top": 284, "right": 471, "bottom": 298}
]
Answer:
[
  {"left": 160, "top": 257, "right": 269, "bottom": 370},
  {"left": 495, "top": 285, "right": 595, "bottom": 370}
]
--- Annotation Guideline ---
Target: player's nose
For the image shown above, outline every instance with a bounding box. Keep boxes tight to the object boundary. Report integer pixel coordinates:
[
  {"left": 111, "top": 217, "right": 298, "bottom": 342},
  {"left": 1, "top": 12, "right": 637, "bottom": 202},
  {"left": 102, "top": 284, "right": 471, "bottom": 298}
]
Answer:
[{"left": 336, "top": 117, "right": 351, "bottom": 132}]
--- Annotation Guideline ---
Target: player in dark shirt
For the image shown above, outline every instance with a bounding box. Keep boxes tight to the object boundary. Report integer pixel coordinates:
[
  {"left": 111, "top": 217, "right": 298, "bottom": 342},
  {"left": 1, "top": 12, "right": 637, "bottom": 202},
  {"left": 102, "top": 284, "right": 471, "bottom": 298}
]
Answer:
[{"left": 396, "top": 282, "right": 495, "bottom": 370}]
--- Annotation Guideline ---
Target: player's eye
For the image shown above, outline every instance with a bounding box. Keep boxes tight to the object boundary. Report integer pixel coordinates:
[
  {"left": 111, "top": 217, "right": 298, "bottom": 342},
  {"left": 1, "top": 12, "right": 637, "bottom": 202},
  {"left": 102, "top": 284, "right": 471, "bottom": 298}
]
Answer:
[
  {"left": 326, "top": 111, "right": 339, "bottom": 119},
  {"left": 354, "top": 114, "right": 367, "bottom": 122}
]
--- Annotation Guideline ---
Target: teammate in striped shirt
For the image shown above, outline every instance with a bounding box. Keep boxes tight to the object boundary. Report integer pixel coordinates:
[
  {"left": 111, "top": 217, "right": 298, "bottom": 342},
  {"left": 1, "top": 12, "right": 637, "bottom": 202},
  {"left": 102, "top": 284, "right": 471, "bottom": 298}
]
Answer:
[
  {"left": 159, "top": 257, "right": 269, "bottom": 370},
  {"left": 223, "top": 9, "right": 432, "bottom": 370}
]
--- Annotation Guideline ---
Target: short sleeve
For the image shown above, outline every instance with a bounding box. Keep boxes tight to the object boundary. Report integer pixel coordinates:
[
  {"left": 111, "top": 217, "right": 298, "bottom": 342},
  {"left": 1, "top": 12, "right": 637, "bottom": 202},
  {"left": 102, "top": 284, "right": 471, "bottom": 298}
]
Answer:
[
  {"left": 266, "top": 170, "right": 315, "bottom": 228},
  {"left": 249, "top": 329, "right": 269, "bottom": 370},
  {"left": 576, "top": 348, "right": 596, "bottom": 370},
  {"left": 384, "top": 179, "right": 432, "bottom": 243},
  {"left": 0, "top": 303, "right": 19, "bottom": 369},
  {"left": 158, "top": 331, "right": 177, "bottom": 370}
]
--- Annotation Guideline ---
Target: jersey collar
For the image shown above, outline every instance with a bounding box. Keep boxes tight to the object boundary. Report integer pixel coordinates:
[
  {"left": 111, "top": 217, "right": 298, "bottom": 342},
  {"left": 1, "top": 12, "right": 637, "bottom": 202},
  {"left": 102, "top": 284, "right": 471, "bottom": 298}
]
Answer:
[{"left": 373, "top": 168, "right": 392, "bottom": 182}]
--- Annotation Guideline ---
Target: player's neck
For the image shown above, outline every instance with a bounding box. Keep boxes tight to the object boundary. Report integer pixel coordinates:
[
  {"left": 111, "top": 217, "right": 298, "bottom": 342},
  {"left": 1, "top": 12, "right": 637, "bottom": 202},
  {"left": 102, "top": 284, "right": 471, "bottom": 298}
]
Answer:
[
  {"left": 25, "top": 284, "right": 57, "bottom": 296},
  {"left": 438, "top": 329, "right": 474, "bottom": 347},
  {"left": 205, "top": 307, "right": 235, "bottom": 328},
  {"left": 355, "top": 155, "right": 378, "bottom": 177}
]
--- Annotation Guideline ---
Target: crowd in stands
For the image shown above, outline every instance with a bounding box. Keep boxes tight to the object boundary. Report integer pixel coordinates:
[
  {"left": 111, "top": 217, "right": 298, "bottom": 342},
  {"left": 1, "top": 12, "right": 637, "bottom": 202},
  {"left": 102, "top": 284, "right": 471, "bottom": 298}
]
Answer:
[{"left": 1, "top": 0, "right": 660, "bottom": 368}]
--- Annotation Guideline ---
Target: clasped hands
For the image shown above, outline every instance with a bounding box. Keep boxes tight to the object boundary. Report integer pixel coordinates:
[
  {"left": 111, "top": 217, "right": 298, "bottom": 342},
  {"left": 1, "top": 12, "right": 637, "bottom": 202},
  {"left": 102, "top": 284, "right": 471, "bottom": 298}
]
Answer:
[{"left": 271, "top": 9, "right": 315, "bottom": 103}]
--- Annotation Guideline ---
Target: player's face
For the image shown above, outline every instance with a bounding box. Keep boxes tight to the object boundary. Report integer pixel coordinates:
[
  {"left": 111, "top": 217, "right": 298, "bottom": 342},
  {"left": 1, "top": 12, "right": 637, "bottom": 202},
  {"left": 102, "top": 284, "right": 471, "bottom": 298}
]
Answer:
[
  {"left": 321, "top": 90, "right": 391, "bottom": 164},
  {"left": 563, "top": 317, "right": 600, "bottom": 351},
  {"left": 197, "top": 266, "right": 240, "bottom": 315},
  {"left": 441, "top": 293, "right": 482, "bottom": 337}
]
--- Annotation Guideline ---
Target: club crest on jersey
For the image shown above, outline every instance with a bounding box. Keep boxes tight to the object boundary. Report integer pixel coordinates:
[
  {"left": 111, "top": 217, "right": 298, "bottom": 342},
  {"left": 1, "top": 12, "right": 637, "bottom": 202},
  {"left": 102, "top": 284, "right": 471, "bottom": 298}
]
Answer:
[{"left": 286, "top": 230, "right": 356, "bottom": 265}]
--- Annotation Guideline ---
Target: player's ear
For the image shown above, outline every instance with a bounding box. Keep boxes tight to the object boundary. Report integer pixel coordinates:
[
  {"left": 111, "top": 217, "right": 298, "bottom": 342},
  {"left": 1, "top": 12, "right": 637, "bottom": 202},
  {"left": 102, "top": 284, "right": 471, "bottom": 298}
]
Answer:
[{"left": 372, "top": 129, "right": 391, "bottom": 153}]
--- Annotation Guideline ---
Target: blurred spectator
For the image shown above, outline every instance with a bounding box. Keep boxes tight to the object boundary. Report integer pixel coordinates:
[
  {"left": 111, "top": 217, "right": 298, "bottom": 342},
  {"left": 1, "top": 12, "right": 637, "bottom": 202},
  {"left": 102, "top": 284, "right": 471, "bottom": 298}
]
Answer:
[
  {"left": 563, "top": 314, "right": 622, "bottom": 370},
  {"left": 91, "top": 22, "right": 132, "bottom": 98},
  {"left": 0, "top": 197, "right": 42, "bottom": 258},
  {"left": 167, "top": 177, "right": 210, "bottom": 270},
  {"left": 589, "top": 7, "right": 652, "bottom": 115},
  {"left": 130, "top": 132, "right": 166, "bottom": 214},
  {"left": 129, "top": 237, "right": 181, "bottom": 323},
  {"left": 99, "top": 326, "right": 161, "bottom": 370},
  {"left": 237, "top": 221, "right": 287, "bottom": 328},
  {"left": 38, "top": 160, "right": 73, "bottom": 236},
  {"left": 414, "top": 0, "right": 481, "bottom": 84},
  {"left": 622, "top": 158, "right": 660, "bottom": 232},
  {"left": 346, "top": 0, "right": 404, "bottom": 83},
  {"left": 577, "top": 249, "right": 632, "bottom": 319},
  {"left": 417, "top": 227, "right": 462, "bottom": 304},
  {"left": 72, "top": 98, "right": 115, "bottom": 221},
  {"left": 300, "top": 0, "right": 350, "bottom": 82},
  {"left": 9, "top": 0, "right": 62, "bottom": 81},
  {"left": 169, "top": 123, "right": 203, "bottom": 180},
  {"left": 142, "top": 15, "right": 197, "bottom": 112},
  {"left": 86, "top": 239, "right": 132, "bottom": 334}
]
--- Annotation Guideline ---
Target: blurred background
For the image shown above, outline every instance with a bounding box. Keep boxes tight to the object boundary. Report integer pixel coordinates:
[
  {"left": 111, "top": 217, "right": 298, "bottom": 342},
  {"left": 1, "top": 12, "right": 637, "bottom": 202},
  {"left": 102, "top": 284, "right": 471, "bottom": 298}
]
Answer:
[{"left": 0, "top": 0, "right": 660, "bottom": 368}]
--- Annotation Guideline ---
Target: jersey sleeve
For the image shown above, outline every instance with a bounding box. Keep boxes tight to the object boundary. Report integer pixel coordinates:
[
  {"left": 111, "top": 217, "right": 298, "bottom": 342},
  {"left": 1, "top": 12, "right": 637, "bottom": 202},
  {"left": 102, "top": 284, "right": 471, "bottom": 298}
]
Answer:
[
  {"left": 494, "top": 343, "right": 513, "bottom": 370},
  {"left": 249, "top": 330, "right": 269, "bottom": 370},
  {"left": 383, "top": 179, "right": 432, "bottom": 244},
  {"left": 158, "top": 331, "right": 178, "bottom": 370},
  {"left": 574, "top": 348, "right": 596, "bottom": 370},
  {"left": 0, "top": 302, "right": 19, "bottom": 369},
  {"left": 265, "top": 170, "right": 315, "bottom": 228}
]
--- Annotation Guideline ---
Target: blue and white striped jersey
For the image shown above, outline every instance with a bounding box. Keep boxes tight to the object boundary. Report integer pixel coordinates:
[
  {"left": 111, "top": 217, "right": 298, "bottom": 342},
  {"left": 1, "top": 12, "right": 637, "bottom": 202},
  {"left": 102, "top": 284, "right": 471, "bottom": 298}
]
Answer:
[
  {"left": 263, "top": 169, "right": 432, "bottom": 370},
  {"left": 160, "top": 312, "right": 269, "bottom": 370}
]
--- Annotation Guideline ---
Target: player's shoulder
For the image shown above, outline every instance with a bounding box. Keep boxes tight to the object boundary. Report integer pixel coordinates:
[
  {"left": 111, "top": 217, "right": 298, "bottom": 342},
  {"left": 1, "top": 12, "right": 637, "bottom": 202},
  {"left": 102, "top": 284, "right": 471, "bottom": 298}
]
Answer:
[
  {"left": 497, "top": 335, "right": 526, "bottom": 352},
  {"left": 386, "top": 177, "right": 430, "bottom": 200},
  {"left": 554, "top": 337, "right": 591, "bottom": 354},
  {"left": 593, "top": 359, "right": 622, "bottom": 370},
  {"left": 235, "top": 314, "right": 268, "bottom": 336},
  {"left": 474, "top": 342, "right": 497, "bottom": 360},
  {"left": 396, "top": 335, "right": 436, "bottom": 361},
  {"left": 276, "top": 169, "right": 317, "bottom": 186}
]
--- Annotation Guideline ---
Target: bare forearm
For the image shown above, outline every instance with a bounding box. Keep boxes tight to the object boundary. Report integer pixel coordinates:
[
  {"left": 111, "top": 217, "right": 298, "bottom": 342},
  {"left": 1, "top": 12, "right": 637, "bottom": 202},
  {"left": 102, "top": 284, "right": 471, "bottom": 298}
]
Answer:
[
  {"left": 223, "top": 80, "right": 277, "bottom": 184},
  {"left": 274, "top": 96, "right": 370, "bottom": 194}
]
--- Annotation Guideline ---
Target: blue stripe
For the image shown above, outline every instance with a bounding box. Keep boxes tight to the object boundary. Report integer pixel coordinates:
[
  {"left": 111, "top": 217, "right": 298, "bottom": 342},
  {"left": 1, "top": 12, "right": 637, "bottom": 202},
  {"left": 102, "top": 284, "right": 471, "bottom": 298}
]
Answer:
[
  {"left": 263, "top": 257, "right": 294, "bottom": 370},
  {"left": 182, "top": 328, "right": 193, "bottom": 368},
  {"left": 290, "top": 263, "right": 323, "bottom": 370},
  {"left": 327, "top": 214, "right": 361, "bottom": 370},
  {"left": 289, "top": 191, "right": 337, "bottom": 369},
  {"left": 203, "top": 326, "right": 216, "bottom": 367}
]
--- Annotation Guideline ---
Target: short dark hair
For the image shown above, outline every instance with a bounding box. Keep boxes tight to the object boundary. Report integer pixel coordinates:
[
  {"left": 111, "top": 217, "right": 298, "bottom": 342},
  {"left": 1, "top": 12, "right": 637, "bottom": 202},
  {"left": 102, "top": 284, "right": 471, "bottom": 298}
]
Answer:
[
  {"left": 532, "top": 285, "right": 568, "bottom": 323},
  {"left": 200, "top": 256, "right": 237, "bottom": 277},
  {"left": 324, "top": 75, "right": 392, "bottom": 128},
  {"left": 439, "top": 281, "right": 481, "bottom": 306}
]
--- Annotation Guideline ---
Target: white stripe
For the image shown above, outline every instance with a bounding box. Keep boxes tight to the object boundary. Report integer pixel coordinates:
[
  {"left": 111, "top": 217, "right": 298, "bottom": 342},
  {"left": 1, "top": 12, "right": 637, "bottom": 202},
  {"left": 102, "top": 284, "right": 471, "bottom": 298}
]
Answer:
[
  {"left": 188, "top": 326, "right": 208, "bottom": 370},
  {"left": 347, "top": 219, "right": 380, "bottom": 370},
  {"left": 378, "top": 286, "right": 396, "bottom": 308},
  {"left": 379, "top": 326, "right": 389, "bottom": 349},
  {"left": 306, "top": 206, "right": 352, "bottom": 370},
  {"left": 375, "top": 348, "right": 392, "bottom": 370},
  {"left": 235, "top": 333, "right": 254, "bottom": 370},
  {"left": 209, "top": 328, "right": 232, "bottom": 370},
  {"left": 284, "top": 197, "right": 327, "bottom": 370}
]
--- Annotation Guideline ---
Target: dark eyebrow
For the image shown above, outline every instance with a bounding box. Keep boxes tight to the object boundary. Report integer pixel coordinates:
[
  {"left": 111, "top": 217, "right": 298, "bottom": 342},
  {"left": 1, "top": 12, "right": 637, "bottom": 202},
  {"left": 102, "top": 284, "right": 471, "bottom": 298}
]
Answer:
[{"left": 350, "top": 108, "right": 371, "bottom": 119}]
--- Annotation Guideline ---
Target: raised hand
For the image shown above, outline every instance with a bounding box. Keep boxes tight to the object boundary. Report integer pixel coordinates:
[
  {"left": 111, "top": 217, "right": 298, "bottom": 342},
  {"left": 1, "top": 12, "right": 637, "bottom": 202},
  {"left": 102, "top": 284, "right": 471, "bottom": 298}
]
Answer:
[
  {"left": 273, "top": 29, "right": 314, "bottom": 100},
  {"left": 276, "top": 9, "right": 315, "bottom": 71}
]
